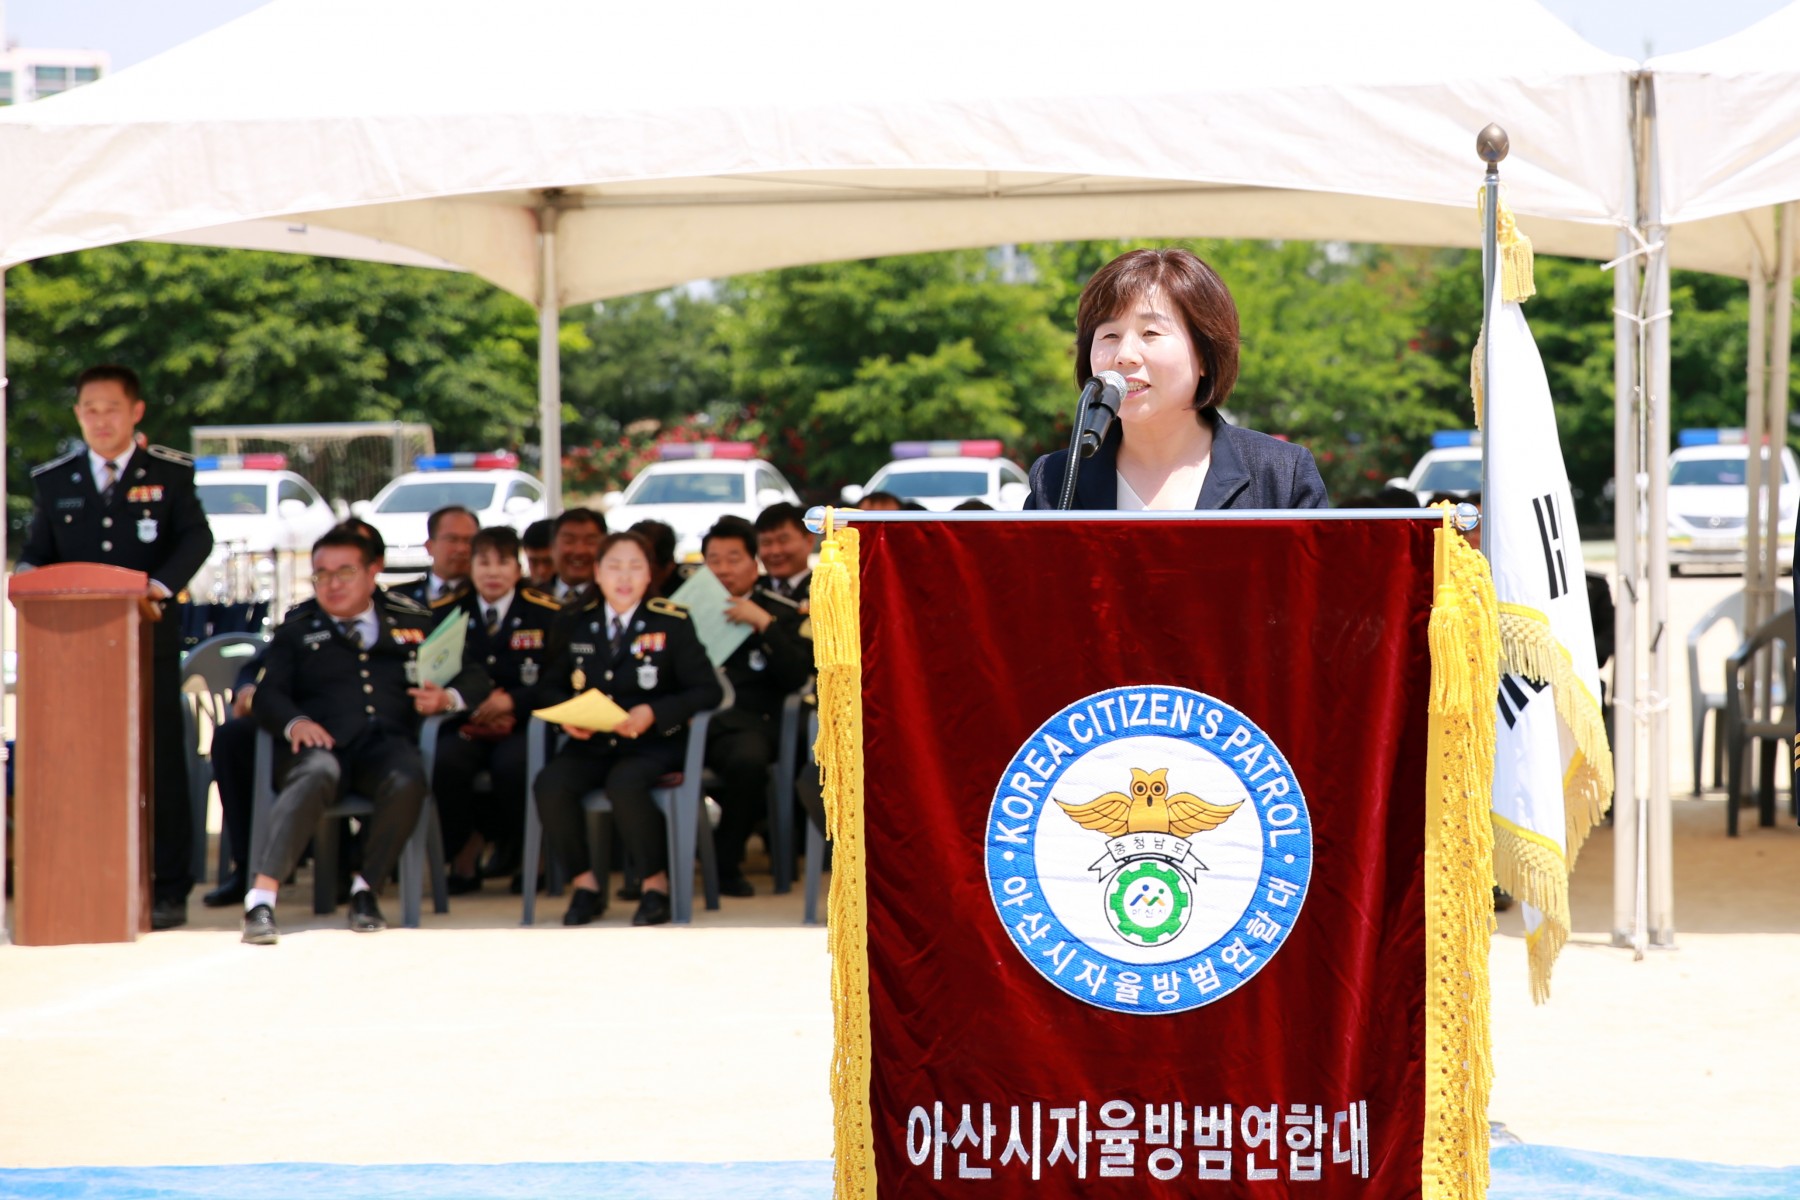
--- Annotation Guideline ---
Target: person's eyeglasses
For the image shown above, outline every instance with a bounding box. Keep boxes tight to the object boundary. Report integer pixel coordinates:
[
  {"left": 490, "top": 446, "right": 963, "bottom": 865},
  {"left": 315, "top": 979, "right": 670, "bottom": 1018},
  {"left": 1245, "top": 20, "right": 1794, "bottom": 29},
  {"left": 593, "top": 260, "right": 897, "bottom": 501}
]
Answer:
[{"left": 310, "top": 566, "right": 364, "bottom": 587}]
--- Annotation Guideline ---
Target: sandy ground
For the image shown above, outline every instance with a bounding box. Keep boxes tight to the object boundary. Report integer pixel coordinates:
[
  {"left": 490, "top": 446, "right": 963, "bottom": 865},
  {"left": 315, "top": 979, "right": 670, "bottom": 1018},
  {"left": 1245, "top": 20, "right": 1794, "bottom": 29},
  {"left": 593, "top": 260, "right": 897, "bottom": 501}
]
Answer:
[
  {"left": 2, "top": 566, "right": 1796, "bottom": 1173},
  {"left": 0, "top": 796, "right": 1794, "bottom": 1172}
]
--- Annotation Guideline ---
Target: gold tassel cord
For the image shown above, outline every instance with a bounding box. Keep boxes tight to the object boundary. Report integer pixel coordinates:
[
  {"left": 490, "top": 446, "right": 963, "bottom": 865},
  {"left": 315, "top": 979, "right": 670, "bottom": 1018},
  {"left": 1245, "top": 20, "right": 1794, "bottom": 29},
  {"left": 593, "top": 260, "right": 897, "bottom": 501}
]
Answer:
[
  {"left": 810, "top": 518, "right": 875, "bottom": 1200},
  {"left": 1492, "top": 604, "right": 1616, "bottom": 1003},
  {"left": 1422, "top": 513, "right": 1498, "bottom": 1200},
  {"left": 1469, "top": 188, "right": 1539, "bottom": 429}
]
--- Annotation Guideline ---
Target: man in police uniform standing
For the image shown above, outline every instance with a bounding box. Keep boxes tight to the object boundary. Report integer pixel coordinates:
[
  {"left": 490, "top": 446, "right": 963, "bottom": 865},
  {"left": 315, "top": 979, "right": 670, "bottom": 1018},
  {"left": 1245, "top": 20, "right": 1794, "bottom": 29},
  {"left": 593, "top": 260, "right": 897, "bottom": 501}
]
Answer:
[{"left": 18, "top": 365, "right": 214, "bottom": 930}]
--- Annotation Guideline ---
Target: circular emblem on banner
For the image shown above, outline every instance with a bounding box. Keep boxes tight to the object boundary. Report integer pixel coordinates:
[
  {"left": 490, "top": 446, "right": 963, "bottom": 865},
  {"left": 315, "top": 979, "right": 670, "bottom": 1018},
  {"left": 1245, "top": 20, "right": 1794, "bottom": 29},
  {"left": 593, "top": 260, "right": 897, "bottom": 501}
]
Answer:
[{"left": 984, "top": 686, "right": 1312, "bottom": 1016}]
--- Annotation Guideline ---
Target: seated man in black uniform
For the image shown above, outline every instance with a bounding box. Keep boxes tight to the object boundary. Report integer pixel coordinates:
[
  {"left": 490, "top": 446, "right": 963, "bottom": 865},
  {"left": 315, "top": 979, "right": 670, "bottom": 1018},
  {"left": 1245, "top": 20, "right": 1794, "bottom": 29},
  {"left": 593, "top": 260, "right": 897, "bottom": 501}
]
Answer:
[
  {"left": 549, "top": 506, "right": 607, "bottom": 607},
  {"left": 241, "top": 524, "right": 486, "bottom": 944},
  {"left": 429, "top": 526, "right": 563, "bottom": 891},
  {"left": 204, "top": 519, "right": 391, "bottom": 908},
  {"left": 754, "top": 502, "right": 815, "bottom": 605},
  {"left": 522, "top": 518, "right": 557, "bottom": 590},
  {"left": 394, "top": 504, "right": 477, "bottom": 624},
  {"left": 533, "top": 531, "right": 722, "bottom": 926},
  {"left": 701, "top": 517, "right": 814, "bottom": 896}
]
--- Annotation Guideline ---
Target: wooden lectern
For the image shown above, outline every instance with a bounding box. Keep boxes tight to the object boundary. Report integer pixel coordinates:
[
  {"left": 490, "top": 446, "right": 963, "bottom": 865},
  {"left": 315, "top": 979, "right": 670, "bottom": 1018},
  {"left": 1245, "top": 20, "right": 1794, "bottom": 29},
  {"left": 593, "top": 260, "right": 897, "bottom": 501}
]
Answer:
[{"left": 10, "top": 563, "right": 154, "bottom": 945}]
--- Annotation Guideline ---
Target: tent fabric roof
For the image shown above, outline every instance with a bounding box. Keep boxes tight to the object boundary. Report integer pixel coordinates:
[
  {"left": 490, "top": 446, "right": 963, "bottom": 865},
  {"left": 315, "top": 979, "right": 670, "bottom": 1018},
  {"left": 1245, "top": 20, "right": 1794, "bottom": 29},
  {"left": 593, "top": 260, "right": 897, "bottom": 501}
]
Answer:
[
  {"left": 1650, "top": 2, "right": 1800, "bottom": 240},
  {"left": 0, "top": 0, "right": 1635, "bottom": 304}
]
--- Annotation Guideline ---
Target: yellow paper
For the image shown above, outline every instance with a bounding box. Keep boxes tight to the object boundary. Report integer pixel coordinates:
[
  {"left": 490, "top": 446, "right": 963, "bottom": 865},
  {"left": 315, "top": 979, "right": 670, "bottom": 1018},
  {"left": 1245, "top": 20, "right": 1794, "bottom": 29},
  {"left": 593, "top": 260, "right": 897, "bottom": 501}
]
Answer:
[{"left": 532, "top": 689, "right": 630, "bottom": 732}]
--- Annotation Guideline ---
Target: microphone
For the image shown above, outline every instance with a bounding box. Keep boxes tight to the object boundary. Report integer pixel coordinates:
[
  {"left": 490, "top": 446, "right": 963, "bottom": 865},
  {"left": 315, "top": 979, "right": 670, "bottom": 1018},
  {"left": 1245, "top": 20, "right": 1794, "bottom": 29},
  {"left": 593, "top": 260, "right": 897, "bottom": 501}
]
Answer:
[{"left": 1076, "top": 371, "right": 1128, "bottom": 459}]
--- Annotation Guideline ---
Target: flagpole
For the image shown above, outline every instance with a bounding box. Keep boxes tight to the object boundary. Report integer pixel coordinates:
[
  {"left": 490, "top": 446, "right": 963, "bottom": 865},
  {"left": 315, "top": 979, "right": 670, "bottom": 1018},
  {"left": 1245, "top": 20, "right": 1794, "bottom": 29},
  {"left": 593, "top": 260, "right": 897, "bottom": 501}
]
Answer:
[{"left": 1477, "top": 124, "right": 1508, "bottom": 561}]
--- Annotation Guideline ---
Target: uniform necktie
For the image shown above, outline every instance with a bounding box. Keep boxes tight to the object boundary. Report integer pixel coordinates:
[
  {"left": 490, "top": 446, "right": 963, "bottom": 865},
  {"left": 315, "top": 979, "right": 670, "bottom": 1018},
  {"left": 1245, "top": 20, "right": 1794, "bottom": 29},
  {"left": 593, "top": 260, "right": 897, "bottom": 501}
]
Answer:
[
  {"left": 338, "top": 620, "right": 364, "bottom": 649},
  {"left": 100, "top": 459, "right": 119, "bottom": 499},
  {"left": 609, "top": 615, "right": 627, "bottom": 657},
  {"left": 485, "top": 606, "right": 501, "bottom": 637}
]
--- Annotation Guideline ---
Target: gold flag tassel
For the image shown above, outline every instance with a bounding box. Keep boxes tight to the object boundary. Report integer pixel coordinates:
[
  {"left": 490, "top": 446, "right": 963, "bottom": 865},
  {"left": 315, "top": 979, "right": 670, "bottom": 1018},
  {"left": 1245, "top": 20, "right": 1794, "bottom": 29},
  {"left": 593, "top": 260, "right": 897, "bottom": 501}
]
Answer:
[
  {"left": 1469, "top": 187, "right": 1539, "bottom": 430},
  {"left": 809, "top": 512, "right": 875, "bottom": 1199},
  {"left": 1422, "top": 507, "right": 1499, "bottom": 1200},
  {"left": 1494, "top": 606, "right": 1616, "bottom": 1002}
]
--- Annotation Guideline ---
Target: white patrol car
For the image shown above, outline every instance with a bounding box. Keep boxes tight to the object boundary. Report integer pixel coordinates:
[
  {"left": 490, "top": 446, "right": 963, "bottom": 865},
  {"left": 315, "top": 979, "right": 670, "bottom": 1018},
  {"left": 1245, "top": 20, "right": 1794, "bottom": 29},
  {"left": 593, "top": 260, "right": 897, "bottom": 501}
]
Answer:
[
  {"left": 352, "top": 453, "right": 548, "bottom": 573},
  {"left": 1667, "top": 429, "right": 1798, "bottom": 574},
  {"left": 602, "top": 442, "right": 801, "bottom": 561},
  {"left": 841, "top": 440, "right": 1030, "bottom": 511},
  {"left": 189, "top": 454, "right": 339, "bottom": 601},
  {"left": 1388, "top": 431, "right": 1483, "bottom": 505}
]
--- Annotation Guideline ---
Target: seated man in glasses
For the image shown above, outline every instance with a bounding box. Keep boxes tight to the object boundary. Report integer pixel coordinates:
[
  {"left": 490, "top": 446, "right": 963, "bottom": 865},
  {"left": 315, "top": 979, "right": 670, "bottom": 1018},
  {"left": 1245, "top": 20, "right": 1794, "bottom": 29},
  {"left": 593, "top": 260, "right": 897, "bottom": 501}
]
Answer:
[{"left": 241, "top": 523, "right": 487, "bottom": 944}]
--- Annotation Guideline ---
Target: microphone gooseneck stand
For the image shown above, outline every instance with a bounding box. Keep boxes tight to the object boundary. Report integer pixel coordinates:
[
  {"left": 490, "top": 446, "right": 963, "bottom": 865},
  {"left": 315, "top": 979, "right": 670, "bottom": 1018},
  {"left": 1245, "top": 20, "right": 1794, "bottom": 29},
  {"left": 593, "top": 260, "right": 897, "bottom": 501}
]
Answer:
[{"left": 1056, "top": 390, "right": 1092, "bottom": 511}]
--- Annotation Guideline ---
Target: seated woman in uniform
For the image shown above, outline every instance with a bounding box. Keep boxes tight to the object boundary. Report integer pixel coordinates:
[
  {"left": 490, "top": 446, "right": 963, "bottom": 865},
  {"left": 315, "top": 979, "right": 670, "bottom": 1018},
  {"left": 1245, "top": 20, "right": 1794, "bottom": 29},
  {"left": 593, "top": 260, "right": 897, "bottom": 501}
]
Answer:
[
  {"left": 1026, "top": 247, "right": 1329, "bottom": 511},
  {"left": 532, "top": 532, "right": 722, "bottom": 926}
]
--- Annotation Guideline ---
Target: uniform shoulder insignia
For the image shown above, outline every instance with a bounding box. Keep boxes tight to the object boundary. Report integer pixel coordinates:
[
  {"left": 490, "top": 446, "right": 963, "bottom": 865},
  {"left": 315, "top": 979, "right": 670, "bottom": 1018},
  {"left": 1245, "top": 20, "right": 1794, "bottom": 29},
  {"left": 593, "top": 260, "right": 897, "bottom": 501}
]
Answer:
[
  {"left": 757, "top": 588, "right": 801, "bottom": 611},
  {"left": 383, "top": 591, "right": 430, "bottom": 615},
  {"left": 521, "top": 587, "right": 562, "bottom": 610},
  {"left": 31, "top": 450, "right": 82, "bottom": 478},
  {"left": 428, "top": 588, "right": 468, "bottom": 609},
  {"left": 646, "top": 596, "right": 690, "bottom": 619},
  {"left": 146, "top": 444, "right": 195, "bottom": 466},
  {"left": 283, "top": 596, "right": 321, "bottom": 621}
]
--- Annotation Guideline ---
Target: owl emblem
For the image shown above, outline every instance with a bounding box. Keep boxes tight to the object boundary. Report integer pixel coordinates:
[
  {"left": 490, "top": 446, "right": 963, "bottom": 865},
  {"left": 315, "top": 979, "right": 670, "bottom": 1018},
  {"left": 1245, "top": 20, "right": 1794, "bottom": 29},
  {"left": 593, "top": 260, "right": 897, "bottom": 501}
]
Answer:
[{"left": 1056, "top": 767, "right": 1242, "bottom": 838}]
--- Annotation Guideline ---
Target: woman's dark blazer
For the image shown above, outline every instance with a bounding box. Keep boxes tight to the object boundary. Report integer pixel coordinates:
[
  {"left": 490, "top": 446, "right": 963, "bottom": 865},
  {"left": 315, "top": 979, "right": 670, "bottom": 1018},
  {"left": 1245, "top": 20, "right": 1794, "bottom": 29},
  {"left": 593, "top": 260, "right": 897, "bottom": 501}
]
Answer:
[{"left": 1024, "top": 411, "right": 1330, "bottom": 510}]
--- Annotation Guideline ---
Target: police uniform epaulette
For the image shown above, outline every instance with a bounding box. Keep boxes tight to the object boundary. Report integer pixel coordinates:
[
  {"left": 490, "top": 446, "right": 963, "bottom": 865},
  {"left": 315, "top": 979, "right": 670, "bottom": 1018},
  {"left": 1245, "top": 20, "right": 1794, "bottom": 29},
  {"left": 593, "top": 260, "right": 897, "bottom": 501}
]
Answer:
[
  {"left": 428, "top": 587, "right": 468, "bottom": 609},
  {"left": 283, "top": 596, "right": 322, "bottom": 621},
  {"left": 31, "top": 450, "right": 82, "bottom": 477},
  {"left": 521, "top": 587, "right": 561, "bottom": 610},
  {"left": 646, "top": 596, "right": 689, "bottom": 619},
  {"left": 146, "top": 444, "right": 194, "bottom": 466},
  {"left": 382, "top": 591, "right": 430, "bottom": 615}
]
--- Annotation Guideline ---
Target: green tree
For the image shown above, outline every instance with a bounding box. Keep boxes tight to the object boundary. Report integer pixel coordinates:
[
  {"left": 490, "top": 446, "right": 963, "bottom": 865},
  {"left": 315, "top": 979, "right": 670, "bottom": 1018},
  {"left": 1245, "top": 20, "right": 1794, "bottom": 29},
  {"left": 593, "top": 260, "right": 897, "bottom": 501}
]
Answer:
[
  {"left": 561, "top": 288, "right": 733, "bottom": 444},
  {"left": 5, "top": 243, "right": 573, "bottom": 518},
  {"left": 715, "top": 250, "right": 1070, "bottom": 490}
]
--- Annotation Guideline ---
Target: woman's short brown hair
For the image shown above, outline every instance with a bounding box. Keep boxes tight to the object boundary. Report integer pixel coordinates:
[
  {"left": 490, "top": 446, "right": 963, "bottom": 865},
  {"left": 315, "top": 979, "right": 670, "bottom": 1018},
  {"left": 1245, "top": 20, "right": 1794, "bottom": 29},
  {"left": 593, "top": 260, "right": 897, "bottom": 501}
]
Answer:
[{"left": 1073, "top": 248, "right": 1240, "bottom": 411}]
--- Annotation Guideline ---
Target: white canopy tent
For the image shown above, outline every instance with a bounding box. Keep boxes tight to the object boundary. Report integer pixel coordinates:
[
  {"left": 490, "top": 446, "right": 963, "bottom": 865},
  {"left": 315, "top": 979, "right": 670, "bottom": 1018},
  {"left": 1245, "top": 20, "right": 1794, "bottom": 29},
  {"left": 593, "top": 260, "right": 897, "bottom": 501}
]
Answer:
[{"left": 0, "top": 0, "right": 1646, "bottom": 935}]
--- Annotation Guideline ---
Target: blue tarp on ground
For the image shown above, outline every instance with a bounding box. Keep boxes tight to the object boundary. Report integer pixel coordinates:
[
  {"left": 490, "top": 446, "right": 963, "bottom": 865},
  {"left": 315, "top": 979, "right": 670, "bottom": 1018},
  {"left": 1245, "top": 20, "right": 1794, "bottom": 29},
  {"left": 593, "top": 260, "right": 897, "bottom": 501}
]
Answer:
[{"left": 2, "top": 1147, "right": 1798, "bottom": 1198}]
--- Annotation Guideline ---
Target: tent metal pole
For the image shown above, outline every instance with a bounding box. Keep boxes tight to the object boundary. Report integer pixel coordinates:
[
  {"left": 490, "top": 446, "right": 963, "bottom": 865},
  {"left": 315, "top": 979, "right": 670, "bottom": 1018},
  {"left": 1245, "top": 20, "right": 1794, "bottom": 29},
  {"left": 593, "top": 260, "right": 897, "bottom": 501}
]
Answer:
[
  {"left": 1766, "top": 204, "right": 1794, "bottom": 618},
  {"left": 1745, "top": 237, "right": 1772, "bottom": 663},
  {"left": 536, "top": 194, "right": 563, "bottom": 516},
  {"left": 1644, "top": 140, "right": 1676, "bottom": 944},
  {"left": 0, "top": 265, "right": 10, "bottom": 945},
  {"left": 1610, "top": 226, "right": 1640, "bottom": 948}
]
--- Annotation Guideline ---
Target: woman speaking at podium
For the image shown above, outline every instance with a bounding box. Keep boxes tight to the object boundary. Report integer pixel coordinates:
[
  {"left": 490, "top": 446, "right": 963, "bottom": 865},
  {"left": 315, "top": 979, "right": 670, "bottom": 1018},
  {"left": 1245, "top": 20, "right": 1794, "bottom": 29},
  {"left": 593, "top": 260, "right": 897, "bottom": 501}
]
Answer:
[{"left": 1025, "top": 248, "right": 1329, "bottom": 511}]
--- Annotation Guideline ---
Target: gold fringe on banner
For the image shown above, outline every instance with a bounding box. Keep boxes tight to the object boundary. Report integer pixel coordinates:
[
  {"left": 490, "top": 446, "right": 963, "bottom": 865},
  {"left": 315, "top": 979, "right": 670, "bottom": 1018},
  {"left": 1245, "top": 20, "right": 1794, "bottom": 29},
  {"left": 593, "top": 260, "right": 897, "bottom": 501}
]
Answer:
[
  {"left": 1422, "top": 510, "right": 1499, "bottom": 1200},
  {"left": 810, "top": 514, "right": 875, "bottom": 1200},
  {"left": 1493, "top": 603, "right": 1616, "bottom": 1002}
]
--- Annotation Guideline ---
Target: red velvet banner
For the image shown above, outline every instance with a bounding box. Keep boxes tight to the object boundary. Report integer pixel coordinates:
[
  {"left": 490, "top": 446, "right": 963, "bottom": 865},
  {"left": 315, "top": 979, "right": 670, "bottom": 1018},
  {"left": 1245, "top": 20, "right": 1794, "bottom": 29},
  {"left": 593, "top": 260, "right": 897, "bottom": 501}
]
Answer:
[{"left": 857, "top": 517, "right": 1438, "bottom": 1196}]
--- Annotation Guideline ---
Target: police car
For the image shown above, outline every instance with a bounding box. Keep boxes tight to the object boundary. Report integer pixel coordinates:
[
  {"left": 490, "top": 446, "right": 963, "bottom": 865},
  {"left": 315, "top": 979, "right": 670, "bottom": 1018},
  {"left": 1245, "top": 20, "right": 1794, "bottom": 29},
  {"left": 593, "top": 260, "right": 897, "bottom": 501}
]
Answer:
[
  {"left": 1667, "top": 429, "right": 1798, "bottom": 574},
  {"left": 190, "top": 454, "right": 339, "bottom": 600},
  {"left": 353, "top": 452, "right": 549, "bottom": 573},
  {"left": 602, "top": 442, "right": 801, "bottom": 561},
  {"left": 841, "top": 440, "right": 1030, "bottom": 511},
  {"left": 1388, "top": 431, "right": 1483, "bottom": 504}
]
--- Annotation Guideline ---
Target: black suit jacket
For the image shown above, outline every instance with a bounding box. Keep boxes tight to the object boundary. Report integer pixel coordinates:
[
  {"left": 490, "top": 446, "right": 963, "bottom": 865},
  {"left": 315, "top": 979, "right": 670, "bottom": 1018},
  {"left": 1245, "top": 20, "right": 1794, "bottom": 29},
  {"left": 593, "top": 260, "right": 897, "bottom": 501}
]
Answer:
[
  {"left": 20, "top": 444, "right": 214, "bottom": 650},
  {"left": 1025, "top": 412, "right": 1330, "bottom": 511},
  {"left": 393, "top": 575, "right": 474, "bottom": 627},
  {"left": 459, "top": 585, "right": 564, "bottom": 712},
  {"left": 252, "top": 590, "right": 488, "bottom": 749},
  {"left": 719, "top": 587, "right": 813, "bottom": 723}
]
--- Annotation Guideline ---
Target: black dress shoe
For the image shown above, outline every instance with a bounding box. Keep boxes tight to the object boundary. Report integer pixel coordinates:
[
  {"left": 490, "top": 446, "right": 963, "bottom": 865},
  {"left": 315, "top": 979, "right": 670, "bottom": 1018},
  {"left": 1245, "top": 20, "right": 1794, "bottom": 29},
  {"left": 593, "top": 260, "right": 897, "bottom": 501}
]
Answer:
[
  {"left": 348, "top": 889, "right": 387, "bottom": 933},
  {"left": 202, "top": 874, "right": 247, "bottom": 908},
  {"left": 150, "top": 898, "right": 188, "bottom": 931},
  {"left": 241, "top": 904, "right": 279, "bottom": 945},
  {"left": 562, "top": 887, "right": 604, "bottom": 926},
  {"left": 616, "top": 879, "right": 643, "bottom": 902},
  {"left": 632, "top": 889, "right": 671, "bottom": 927},
  {"left": 718, "top": 874, "right": 755, "bottom": 898},
  {"left": 446, "top": 871, "right": 483, "bottom": 896}
]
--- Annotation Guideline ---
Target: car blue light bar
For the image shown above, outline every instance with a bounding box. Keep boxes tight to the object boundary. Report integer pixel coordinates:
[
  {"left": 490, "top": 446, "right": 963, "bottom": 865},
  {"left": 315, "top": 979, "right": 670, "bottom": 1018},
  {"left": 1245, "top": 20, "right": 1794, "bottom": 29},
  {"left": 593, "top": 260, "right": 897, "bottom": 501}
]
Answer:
[
  {"left": 1430, "top": 431, "right": 1482, "bottom": 449},
  {"left": 414, "top": 451, "right": 520, "bottom": 471},
  {"left": 1677, "top": 428, "right": 1748, "bottom": 447},
  {"left": 194, "top": 453, "right": 288, "bottom": 471},
  {"left": 891, "top": 439, "right": 1004, "bottom": 459}
]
